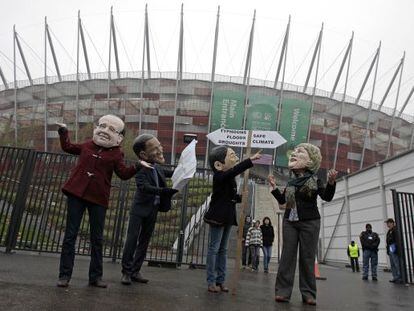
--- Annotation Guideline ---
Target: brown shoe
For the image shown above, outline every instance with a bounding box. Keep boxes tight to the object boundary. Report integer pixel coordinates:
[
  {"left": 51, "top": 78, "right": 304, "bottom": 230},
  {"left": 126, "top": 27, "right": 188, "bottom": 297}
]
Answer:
[
  {"left": 303, "top": 298, "right": 317, "bottom": 306},
  {"left": 275, "top": 296, "right": 290, "bottom": 303},
  {"left": 207, "top": 285, "right": 219, "bottom": 293},
  {"left": 56, "top": 279, "right": 69, "bottom": 288},
  {"left": 89, "top": 279, "right": 108, "bottom": 288},
  {"left": 216, "top": 283, "right": 229, "bottom": 292},
  {"left": 131, "top": 272, "right": 149, "bottom": 284}
]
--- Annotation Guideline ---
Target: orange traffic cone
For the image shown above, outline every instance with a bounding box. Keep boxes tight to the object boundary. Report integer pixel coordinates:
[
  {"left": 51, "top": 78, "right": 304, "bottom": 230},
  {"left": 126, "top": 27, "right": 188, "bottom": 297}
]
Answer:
[{"left": 315, "top": 257, "right": 327, "bottom": 280}]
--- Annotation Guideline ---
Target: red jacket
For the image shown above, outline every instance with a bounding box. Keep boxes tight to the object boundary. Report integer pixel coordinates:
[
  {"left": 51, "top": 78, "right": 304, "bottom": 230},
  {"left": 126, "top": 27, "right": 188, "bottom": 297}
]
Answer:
[{"left": 59, "top": 129, "right": 137, "bottom": 208}]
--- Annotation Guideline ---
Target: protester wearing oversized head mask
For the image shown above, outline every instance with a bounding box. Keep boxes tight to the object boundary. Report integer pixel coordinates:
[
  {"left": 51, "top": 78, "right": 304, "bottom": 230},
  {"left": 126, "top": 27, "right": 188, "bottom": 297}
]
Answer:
[
  {"left": 268, "top": 143, "right": 337, "bottom": 305},
  {"left": 92, "top": 114, "right": 125, "bottom": 148},
  {"left": 55, "top": 115, "right": 150, "bottom": 289}
]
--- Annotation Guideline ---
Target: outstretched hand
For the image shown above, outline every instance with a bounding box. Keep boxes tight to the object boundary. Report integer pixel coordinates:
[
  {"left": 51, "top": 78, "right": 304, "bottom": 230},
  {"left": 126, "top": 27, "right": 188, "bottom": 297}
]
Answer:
[
  {"left": 139, "top": 160, "right": 153, "bottom": 169},
  {"left": 250, "top": 149, "right": 262, "bottom": 161},
  {"left": 327, "top": 169, "right": 338, "bottom": 185},
  {"left": 55, "top": 122, "right": 67, "bottom": 129},
  {"left": 268, "top": 175, "right": 276, "bottom": 189}
]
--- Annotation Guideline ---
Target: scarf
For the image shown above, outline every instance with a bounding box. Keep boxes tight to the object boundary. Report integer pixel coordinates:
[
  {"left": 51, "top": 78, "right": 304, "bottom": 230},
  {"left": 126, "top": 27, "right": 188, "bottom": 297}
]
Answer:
[{"left": 285, "top": 171, "right": 318, "bottom": 221}]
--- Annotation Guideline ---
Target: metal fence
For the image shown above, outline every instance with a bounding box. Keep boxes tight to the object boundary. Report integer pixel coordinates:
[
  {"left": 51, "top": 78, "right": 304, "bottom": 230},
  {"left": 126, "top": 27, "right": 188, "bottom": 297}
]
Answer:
[
  {"left": 0, "top": 146, "right": 213, "bottom": 267},
  {"left": 391, "top": 189, "right": 414, "bottom": 284}
]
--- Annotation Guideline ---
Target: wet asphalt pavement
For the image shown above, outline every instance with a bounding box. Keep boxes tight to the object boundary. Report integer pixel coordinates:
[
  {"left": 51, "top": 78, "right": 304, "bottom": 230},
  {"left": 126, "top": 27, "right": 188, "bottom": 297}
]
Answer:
[{"left": 0, "top": 251, "right": 412, "bottom": 311}]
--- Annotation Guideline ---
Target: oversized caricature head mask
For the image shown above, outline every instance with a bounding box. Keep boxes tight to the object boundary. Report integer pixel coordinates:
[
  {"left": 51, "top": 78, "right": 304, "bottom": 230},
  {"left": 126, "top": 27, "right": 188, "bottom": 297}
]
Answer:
[
  {"left": 288, "top": 143, "right": 321, "bottom": 173},
  {"left": 208, "top": 146, "right": 239, "bottom": 173},
  {"left": 93, "top": 115, "right": 125, "bottom": 148}
]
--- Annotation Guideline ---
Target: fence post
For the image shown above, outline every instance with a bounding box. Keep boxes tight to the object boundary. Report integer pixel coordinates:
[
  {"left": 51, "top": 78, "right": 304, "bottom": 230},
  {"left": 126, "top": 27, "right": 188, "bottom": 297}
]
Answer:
[
  {"left": 176, "top": 184, "right": 189, "bottom": 266},
  {"left": 391, "top": 189, "right": 408, "bottom": 284},
  {"left": 111, "top": 180, "right": 128, "bottom": 262},
  {"left": 5, "top": 149, "right": 36, "bottom": 253}
]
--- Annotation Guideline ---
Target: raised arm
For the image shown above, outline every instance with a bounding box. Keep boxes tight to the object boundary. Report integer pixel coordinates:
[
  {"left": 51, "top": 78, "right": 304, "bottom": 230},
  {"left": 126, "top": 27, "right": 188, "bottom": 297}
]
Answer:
[
  {"left": 217, "top": 158, "right": 253, "bottom": 181},
  {"left": 318, "top": 169, "right": 337, "bottom": 202},
  {"left": 57, "top": 123, "right": 82, "bottom": 155},
  {"left": 114, "top": 152, "right": 137, "bottom": 180}
]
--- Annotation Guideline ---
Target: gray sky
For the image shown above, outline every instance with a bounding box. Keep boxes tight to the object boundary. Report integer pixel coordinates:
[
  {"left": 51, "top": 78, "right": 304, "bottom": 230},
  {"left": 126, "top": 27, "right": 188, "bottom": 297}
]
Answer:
[{"left": 1, "top": 0, "right": 414, "bottom": 115}]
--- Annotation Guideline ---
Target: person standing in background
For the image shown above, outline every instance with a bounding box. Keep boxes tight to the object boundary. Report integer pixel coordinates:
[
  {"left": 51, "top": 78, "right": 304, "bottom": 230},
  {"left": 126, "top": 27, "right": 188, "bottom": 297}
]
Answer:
[
  {"left": 359, "top": 223, "right": 380, "bottom": 281},
  {"left": 260, "top": 217, "right": 275, "bottom": 273},
  {"left": 385, "top": 218, "right": 403, "bottom": 284},
  {"left": 347, "top": 240, "right": 360, "bottom": 272},
  {"left": 245, "top": 220, "right": 263, "bottom": 272}
]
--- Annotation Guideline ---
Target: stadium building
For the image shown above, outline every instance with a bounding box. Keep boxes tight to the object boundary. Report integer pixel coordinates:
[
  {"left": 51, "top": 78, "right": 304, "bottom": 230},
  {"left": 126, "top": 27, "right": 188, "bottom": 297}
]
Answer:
[{"left": 0, "top": 7, "right": 413, "bottom": 177}]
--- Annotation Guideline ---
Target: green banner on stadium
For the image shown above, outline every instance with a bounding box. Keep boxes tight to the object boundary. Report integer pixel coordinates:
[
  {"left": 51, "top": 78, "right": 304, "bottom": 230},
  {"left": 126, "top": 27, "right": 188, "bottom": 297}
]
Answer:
[
  {"left": 276, "top": 98, "right": 312, "bottom": 167},
  {"left": 246, "top": 93, "right": 278, "bottom": 131},
  {"left": 211, "top": 90, "right": 245, "bottom": 131}
]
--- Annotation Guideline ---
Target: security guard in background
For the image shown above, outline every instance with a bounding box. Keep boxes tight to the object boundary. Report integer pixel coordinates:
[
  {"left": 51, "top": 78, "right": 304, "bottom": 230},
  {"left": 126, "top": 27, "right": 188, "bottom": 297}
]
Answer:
[{"left": 347, "top": 240, "right": 360, "bottom": 272}]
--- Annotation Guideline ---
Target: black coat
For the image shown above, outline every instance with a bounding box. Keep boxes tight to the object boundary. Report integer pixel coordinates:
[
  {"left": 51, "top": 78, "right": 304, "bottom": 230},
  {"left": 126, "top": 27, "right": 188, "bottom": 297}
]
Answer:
[
  {"left": 360, "top": 230, "right": 380, "bottom": 251},
  {"left": 271, "top": 179, "right": 336, "bottom": 221},
  {"left": 260, "top": 224, "right": 275, "bottom": 247},
  {"left": 386, "top": 227, "right": 400, "bottom": 255},
  {"left": 204, "top": 158, "right": 253, "bottom": 226},
  {"left": 130, "top": 165, "right": 174, "bottom": 217}
]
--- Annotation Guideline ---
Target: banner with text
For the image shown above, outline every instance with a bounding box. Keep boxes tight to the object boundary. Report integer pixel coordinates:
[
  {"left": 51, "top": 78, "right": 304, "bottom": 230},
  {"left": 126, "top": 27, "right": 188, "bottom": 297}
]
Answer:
[
  {"left": 276, "top": 98, "right": 312, "bottom": 167},
  {"left": 211, "top": 90, "right": 245, "bottom": 131},
  {"left": 246, "top": 93, "right": 278, "bottom": 131}
]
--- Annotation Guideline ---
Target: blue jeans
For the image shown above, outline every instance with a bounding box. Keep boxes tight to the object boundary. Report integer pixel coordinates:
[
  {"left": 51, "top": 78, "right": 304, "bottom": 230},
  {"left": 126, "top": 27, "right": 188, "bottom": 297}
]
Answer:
[
  {"left": 389, "top": 252, "right": 402, "bottom": 282},
  {"left": 206, "top": 225, "right": 232, "bottom": 286},
  {"left": 362, "top": 249, "right": 378, "bottom": 278},
  {"left": 262, "top": 246, "right": 272, "bottom": 271}
]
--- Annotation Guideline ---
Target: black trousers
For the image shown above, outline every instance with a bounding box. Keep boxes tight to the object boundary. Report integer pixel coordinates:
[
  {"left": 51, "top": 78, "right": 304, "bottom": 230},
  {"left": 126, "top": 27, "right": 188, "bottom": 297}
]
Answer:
[
  {"left": 275, "top": 218, "right": 320, "bottom": 300},
  {"left": 59, "top": 195, "right": 106, "bottom": 282},
  {"left": 350, "top": 257, "right": 360, "bottom": 272},
  {"left": 121, "top": 212, "right": 157, "bottom": 276}
]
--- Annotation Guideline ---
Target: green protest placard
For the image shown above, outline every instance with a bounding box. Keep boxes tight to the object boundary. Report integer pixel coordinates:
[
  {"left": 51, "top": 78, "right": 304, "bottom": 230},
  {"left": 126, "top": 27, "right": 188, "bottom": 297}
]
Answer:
[
  {"left": 210, "top": 90, "right": 245, "bottom": 131},
  {"left": 246, "top": 93, "right": 278, "bottom": 131},
  {"left": 276, "top": 98, "right": 312, "bottom": 167}
]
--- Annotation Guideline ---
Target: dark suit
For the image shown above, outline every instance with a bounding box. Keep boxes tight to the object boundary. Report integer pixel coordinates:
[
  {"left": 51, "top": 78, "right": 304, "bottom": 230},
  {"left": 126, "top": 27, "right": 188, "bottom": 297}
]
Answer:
[{"left": 121, "top": 165, "right": 173, "bottom": 276}]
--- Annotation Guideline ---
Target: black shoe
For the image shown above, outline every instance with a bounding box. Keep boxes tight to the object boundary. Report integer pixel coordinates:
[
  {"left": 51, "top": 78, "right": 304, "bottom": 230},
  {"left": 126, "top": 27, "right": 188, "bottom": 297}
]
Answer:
[
  {"left": 372, "top": 277, "right": 378, "bottom": 281},
  {"left": 389, "top": 279, "right": 396, "bottom": 283},
  {"left": 56, "top": 279, "right": 69, "bottom": 288},
  {"left": 131, "top": 272, "right": 149, "bottom": 283},
  {"left": 89, "top": 279, "right": 108, "bottom": 288},
  {"left": 362, "top": 276, "right": 368, "bottom": 281},
  {"left": 121, "top": 274, "right": 132, "bottom": 285}
]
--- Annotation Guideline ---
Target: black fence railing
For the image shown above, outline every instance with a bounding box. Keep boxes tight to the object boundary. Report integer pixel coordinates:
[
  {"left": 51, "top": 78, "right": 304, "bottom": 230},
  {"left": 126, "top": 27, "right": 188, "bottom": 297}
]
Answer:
[
  {"left": 391, "top": 189, "right": 414, "bottom": 284},
  {"left": 0, "top": 146, "right": 213, "bottom": 267}
]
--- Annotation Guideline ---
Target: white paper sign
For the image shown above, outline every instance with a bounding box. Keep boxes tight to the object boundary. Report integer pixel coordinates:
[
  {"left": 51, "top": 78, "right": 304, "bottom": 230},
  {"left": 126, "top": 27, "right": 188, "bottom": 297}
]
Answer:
[
  {"left": 207, "top": 128, "right": 287, "bottom": 149},
  {"left": 172, "top": 139, "right": 198, "bottom": 190},
  {"left": 250, "top": 130, "right": 287, "bottom": 148},
  {"left": 206, "top": 128, "right": 248, "bottom": 147}
]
